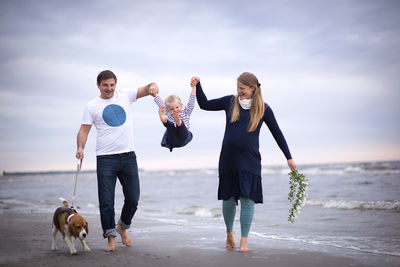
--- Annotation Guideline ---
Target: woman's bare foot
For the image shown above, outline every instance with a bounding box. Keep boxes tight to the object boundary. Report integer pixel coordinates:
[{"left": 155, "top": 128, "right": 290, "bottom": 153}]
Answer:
[
  {"left": 171, "top": 112, "right": 182, "bottom": 126},
  {"left": 226, "top": 231, "right": 236, "bottom": 249},
  {"left": 159, "top": 107, "right": 167, "bottom": 123},
  {"left": 104, "top": 236, "right": 116, "bottom": 252},
  {"left": 117, "top": 225, "right": 132, "bottom": 247},
  {"left": 239, "top": 237, "right": 251, "bottom": 253}
]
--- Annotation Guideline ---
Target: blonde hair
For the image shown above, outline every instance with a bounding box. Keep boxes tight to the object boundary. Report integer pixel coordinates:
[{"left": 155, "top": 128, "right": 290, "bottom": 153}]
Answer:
[
  {"left": 165, "top": 95, "right": 182, "bottom": 111},
  {"left": 230, "top": 72, "right": 265, "bottom": 132}
]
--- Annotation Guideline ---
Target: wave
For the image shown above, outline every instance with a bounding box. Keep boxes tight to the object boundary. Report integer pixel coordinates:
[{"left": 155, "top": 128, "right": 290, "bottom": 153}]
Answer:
[
  {"left": 147, "top": 217, "right": 188, "bottom": 226},
  {"left": 306, "top": 199, "right": 400, "bottom": 210},
  {"left": 141, "top": 168, "right": 218, "bottom": 178},
  {"left": 2, "top": 170, "right": 96, "bottom": 176},
  {"left": 176, "top": 206, "right": 221, "bottom": 218},
  {"left": 0, "top": 197, "right": 99, "bottom": 215},
  {"left": 251, "top": 232, "right": 400, "bottom": 257},
  {"left": 261, "top": 161, "right": 400, "bottom": 176},
  {"left": 3, "top": 161, "right": 399, "bottom": 177}
]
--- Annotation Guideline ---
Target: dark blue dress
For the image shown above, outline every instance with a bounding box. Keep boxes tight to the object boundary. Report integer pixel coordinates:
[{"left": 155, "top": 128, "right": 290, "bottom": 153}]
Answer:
[{"left": 196, "top": 82, "right": 292, "bottom": 204}]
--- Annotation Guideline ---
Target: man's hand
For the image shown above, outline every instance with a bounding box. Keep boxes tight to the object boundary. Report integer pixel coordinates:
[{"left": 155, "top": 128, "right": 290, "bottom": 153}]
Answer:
[
  {"left": 137, "top": 82, "right": 159, "bottom": 99},
  {"left": 148, "top": 82, "right": 159, "bottom": 97},
  {"left": 76, "top": 148, "right": 84, "bottom": 160}
]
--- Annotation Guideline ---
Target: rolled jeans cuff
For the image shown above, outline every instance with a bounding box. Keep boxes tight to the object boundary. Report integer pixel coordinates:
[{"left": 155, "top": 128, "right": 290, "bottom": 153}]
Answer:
[
  {"left": 118, "top": 218, "right": 130, "bottom": 230},
  {"left": 103, "top": 229, "right": 117, "bottom": 238}
]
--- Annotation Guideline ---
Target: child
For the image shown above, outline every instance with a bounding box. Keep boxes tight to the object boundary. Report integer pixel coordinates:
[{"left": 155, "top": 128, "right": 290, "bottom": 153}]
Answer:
[{"left": 152, "top": 81, "right": 196, "bottom": 151}]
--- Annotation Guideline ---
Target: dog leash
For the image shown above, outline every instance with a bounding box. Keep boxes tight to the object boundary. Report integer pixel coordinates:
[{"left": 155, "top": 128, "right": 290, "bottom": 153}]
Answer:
[{"left": 71, "top": 159, "right": 82, "bottom": 208}]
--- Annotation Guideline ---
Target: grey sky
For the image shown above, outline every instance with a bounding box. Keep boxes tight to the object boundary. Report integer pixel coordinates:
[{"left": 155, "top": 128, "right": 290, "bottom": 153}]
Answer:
[{"left": 1, "top": 0, "right": 399, "bottom": 171}]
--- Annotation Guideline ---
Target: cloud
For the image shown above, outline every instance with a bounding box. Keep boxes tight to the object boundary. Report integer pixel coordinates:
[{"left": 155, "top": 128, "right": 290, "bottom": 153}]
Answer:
[{"left": 0, "top": 0, "right": 399, "bottom": 171}]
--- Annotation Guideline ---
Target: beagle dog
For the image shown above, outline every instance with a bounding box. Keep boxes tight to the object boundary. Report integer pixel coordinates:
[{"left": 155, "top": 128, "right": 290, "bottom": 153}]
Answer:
[{"left": 51, "top": 198, "right": 90, "bottom": 254}]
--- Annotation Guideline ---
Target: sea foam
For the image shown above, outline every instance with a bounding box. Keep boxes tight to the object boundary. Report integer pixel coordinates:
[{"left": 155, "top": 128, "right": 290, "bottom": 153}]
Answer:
[{"left": 306, "top": 199, "right": 400, "bottom": 210}]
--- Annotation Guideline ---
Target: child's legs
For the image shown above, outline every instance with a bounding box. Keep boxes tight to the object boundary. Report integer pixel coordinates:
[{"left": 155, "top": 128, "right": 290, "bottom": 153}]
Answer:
[
  {"left": 175, "top": 122, "right": 188, "bottom": 144},
  {"left": 222, "top": 197, "right": 236, "bottom": 233},
  {"left": 240, "top": 197, "right": 254, "bottom": 237},
  {"left": 164, "top": 121, "right": 188, "bottom": 147}
]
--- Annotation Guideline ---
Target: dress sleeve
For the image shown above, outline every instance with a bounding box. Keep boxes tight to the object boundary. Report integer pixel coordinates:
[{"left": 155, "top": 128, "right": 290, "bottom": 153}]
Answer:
[
  {"left": 196, "top": 82, "right": 230, "bottom": 111},
  {"left": 263, "top": 105, "right": 292, "bottom": 160}
]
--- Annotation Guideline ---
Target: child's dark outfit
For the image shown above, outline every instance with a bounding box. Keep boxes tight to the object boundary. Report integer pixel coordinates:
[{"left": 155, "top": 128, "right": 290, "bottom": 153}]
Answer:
[{"left": 154, "top": 94, "right": 195, "bottom": 151}]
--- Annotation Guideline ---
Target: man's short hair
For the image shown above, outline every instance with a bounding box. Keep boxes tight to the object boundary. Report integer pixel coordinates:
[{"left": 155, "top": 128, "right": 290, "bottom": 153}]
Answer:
[{"left": 97, "top": 70, "right": 117, "bottom": 84}]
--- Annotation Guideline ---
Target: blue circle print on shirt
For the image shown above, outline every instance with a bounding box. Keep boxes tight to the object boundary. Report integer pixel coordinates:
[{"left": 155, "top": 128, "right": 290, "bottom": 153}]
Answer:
[{"left": 102, "top": 104, "right": 126, "bottom": 127}]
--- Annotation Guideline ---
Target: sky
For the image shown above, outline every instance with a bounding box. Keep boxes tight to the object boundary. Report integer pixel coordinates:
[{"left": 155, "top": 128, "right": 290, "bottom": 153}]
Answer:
[{"left": 0, "top": 0, "right": 399, "bottom": 172}]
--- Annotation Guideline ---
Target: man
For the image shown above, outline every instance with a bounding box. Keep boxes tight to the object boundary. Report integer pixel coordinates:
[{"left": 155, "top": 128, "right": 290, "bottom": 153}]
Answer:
[{"left": 76, "top": 70, "right": 158, "bottom": 252}]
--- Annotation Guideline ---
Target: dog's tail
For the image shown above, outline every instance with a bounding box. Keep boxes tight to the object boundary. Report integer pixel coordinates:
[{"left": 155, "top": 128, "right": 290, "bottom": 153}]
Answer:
[{"left": 59, "top": 197, "right": 69, "bottom": 208}]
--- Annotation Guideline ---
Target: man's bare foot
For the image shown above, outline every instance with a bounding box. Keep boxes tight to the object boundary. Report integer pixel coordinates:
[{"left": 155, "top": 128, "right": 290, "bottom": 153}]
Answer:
[
  {"left": 239, "top": 237, "right": 251, "bottom": 253},
  {"left": 159, "top": 107, "right": 167, "bottom": 123},
  {"left": 226, "top": 231, "right": 236, "bottom": 249},
  {"left": 117, "top": 225, "right": 132, "bottom": 247},
  {"left": 104, "top": 236, "right": 116, "bottom": 252},
  {"left": 171, "top": 113, "right": 182, "bottom": 126}
]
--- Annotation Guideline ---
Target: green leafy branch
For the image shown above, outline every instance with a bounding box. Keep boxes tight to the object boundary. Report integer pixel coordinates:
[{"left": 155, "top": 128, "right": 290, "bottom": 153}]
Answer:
[{"left": 288, "top": 170, "right": 308, "bottom": 223}]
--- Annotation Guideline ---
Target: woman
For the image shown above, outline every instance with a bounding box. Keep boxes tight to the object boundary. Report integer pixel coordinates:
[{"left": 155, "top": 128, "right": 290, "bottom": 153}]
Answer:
[{"left": 192, "top": 73, "right": 296, "bottom": 252}]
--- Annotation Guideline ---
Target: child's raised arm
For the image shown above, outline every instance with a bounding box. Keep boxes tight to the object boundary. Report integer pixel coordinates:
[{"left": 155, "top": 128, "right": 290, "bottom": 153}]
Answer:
[
  {"left": 152, "top": 88, "right": 165, "bottom": 108},
  {"left": 183, "top": 77, "right": 199, "bottom": 117},
  {"left": 190, "top": 76, "right": 200, "bottom": 96},
  {"left": 190, "top": 84, "right": 196, "bottom": 96}
]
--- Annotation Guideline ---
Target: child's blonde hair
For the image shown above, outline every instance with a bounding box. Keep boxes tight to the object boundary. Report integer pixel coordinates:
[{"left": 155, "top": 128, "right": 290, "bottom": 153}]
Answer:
[
  {"left": 165, "top": 95, "right": 182, "bottom": 111},
  {"left": 230, "top": 72, "right": 265, "bottom": 132}
]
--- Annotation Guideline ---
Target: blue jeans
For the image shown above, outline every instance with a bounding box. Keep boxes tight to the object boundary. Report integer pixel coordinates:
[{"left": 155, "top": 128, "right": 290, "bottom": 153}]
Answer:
[{"left": 96, "top": 151, "right": 140, "bottom": 238}]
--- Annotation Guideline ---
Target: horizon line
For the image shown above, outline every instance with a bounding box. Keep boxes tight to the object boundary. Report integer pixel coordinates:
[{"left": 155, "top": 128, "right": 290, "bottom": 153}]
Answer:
[{"left": 2, "top": 159, "right": 399, "bottom": 176}]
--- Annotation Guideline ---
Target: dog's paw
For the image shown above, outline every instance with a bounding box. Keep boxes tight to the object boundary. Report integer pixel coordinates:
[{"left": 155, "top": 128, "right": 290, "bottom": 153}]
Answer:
[
  {"left": 84, "top": 246, "right": 91, "bottom": 252},
  {"left": 51, "top": 246, "right": 58, "bottom": 251},
  {"left": 70, "top": 248, "right": 78, "bottom": 255}
]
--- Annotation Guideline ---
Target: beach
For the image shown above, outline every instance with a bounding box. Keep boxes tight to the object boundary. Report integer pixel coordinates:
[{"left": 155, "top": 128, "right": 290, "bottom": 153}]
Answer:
[
  {"left": 0, "top": 213, "right": 386, "bottom": 267},
  {"left": 1, "top": 161, "right": 399, "bottom": 266}
]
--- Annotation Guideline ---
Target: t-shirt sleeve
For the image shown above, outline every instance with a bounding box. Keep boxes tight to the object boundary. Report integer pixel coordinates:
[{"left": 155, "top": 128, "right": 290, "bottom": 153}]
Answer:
[
  {"left": 81, "top": 103, "right": 93, "bottom": 125},
  {"left": 123, "top": 88, "right": 137, "bottom": 102}
]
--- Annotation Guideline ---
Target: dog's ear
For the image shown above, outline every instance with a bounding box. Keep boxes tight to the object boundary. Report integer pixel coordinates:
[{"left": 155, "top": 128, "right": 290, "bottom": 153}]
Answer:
[
  {"left": 69, "top": 223, "right": 78, "bottom": 237},
  {"left": 69, "top": 217, "right": 79, "bottom": 238},
  {"left": 84, "top": 220, "right": 89, "bottom": 234}
]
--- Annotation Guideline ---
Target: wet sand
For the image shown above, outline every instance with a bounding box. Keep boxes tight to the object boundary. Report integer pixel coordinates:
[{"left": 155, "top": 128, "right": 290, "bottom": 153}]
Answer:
[{"left": 0, "top": 212, "right": 381, "bottom": 267}]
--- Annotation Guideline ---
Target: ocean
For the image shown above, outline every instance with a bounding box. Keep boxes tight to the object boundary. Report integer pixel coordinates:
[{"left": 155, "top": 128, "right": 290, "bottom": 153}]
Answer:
[{"left": 1, "top": 161, "right": 399, "bottom": 264}]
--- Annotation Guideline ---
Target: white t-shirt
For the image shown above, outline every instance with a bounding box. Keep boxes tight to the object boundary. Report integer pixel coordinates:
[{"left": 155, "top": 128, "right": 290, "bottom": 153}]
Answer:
[{"left": 82, "top": 88, "right": 137, "bottom": 156}]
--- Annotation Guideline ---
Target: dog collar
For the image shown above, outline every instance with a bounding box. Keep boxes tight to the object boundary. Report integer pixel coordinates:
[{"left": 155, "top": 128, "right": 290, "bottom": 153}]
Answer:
[{"left": 67, "top": 213, "right": 75, "bottom": 223}]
